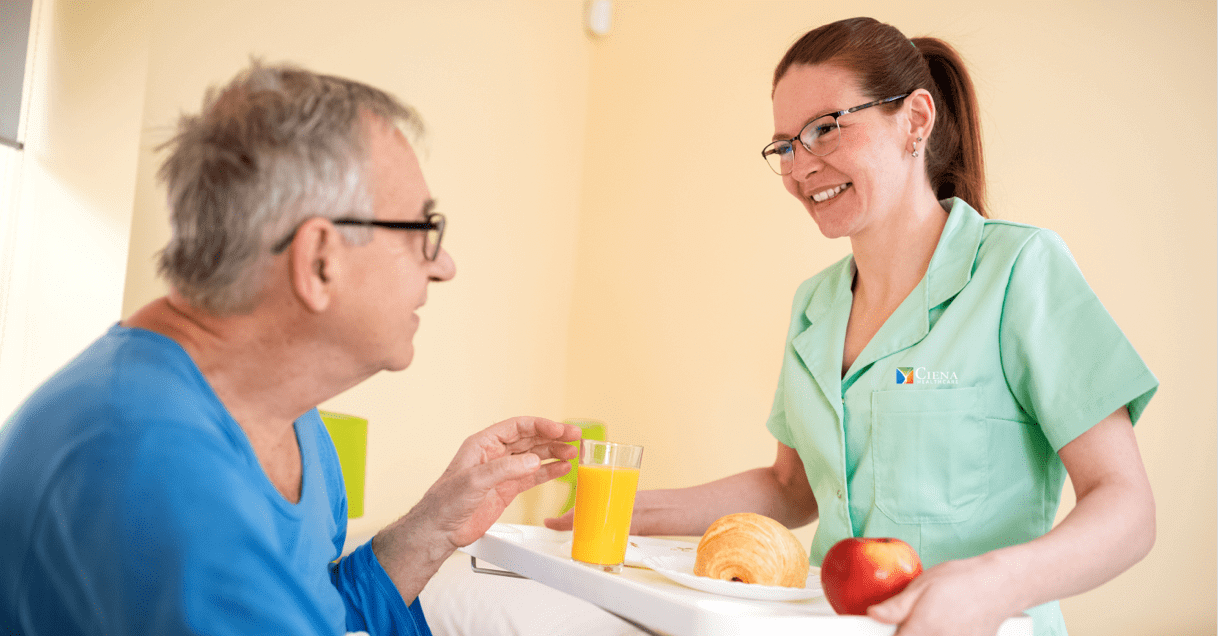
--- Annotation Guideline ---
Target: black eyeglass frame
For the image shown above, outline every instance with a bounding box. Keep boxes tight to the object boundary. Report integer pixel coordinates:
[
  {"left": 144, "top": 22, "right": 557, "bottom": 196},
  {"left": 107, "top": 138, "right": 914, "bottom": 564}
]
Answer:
[
  {"left": 270, "top": 211, "right": 446, "bottom": 260},
  {"left": 332, "top": 212, "right": 446, "bottom": 261},
  {"left": 761, "top": 93, "right": 910, "bottom": 175}
]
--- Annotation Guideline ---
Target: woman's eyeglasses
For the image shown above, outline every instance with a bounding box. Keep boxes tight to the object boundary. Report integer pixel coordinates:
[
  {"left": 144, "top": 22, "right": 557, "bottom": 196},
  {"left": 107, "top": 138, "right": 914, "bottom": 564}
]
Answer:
[{"left": 761, "top": 94, "right": 909, "bottom": 175}]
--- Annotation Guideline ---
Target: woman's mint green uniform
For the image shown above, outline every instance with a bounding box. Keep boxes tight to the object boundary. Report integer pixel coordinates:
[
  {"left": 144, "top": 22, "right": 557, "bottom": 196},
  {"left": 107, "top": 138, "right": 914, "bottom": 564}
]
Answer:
[{"left": 766, "top": 198, "right": 1157, "bottom": 636}]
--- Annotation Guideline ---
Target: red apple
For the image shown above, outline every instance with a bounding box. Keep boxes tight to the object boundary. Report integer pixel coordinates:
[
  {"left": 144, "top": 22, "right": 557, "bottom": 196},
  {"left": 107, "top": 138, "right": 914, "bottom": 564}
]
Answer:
[{"left": 820, "top": 537, "right": 922, "bottom": 615}]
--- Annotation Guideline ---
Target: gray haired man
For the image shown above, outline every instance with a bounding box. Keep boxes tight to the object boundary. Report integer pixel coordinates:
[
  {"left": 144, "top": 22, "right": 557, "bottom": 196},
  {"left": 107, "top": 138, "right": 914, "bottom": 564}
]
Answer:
[{"left": 0, "top": 62, "right": 579, "bottom": 635}]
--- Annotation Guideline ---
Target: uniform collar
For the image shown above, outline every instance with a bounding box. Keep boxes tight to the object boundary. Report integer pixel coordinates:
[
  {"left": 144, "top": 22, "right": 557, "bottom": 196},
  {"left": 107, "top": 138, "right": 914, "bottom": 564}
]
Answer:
[
  {"left": 802, "top": 198, "right": 984, "bottom": 324},
  {"left": 793, "top": 198, "right": 986, "bottom": 407},
  {"left": 925, "top": 197, "right": 985, "bottom": 309},
  {"left": 802, "top": 253, "right": 855, "bottom": 327}
]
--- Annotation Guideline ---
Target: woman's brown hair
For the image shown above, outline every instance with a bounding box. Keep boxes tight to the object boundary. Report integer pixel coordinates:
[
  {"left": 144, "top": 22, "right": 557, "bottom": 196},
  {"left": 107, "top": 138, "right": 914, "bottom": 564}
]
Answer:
[{"left": 773, "top": 17, "right": 987, "bottom": 217}]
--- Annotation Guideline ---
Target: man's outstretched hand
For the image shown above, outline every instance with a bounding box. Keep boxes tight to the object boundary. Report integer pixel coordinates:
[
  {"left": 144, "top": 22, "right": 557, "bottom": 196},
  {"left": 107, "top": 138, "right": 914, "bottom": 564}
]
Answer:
[
  {"left": 424, "top": 416, "right": 581, "bottom": 547},
  {"left": 372, "top": 417, "right": 581, "bottom": 602}
]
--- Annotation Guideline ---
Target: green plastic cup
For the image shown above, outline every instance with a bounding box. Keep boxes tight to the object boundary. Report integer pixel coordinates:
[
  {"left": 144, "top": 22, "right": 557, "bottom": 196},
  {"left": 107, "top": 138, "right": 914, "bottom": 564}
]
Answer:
[
  {"left": 319, "top": 411, "right": 368, "bottom": 518},
  {"left": 557, "top": 419, "right": 607, "bottom": 514}
]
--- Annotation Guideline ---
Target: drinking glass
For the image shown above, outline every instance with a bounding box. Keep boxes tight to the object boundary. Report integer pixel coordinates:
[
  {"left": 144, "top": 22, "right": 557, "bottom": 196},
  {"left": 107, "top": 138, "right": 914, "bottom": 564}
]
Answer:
[{"left": 570, "top": 440, "right": 644, "bottom": 573}]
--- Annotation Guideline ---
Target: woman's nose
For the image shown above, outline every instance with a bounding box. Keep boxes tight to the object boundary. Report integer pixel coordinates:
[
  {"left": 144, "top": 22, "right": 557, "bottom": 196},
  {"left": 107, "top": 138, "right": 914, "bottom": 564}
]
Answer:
[{"left": 789, "top": 144, "right": 823, "bottom": 180}]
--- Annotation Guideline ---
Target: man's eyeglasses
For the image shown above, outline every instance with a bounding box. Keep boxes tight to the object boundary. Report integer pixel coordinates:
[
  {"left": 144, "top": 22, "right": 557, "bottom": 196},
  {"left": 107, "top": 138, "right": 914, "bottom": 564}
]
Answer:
[
  {"left": 271, "top": 211, "right": 446, "bottom": 261},
  {"left": 332, "top": 212, "right": 446, "bottom": 261},
  {"left": 761, "top": 93, "right": 909, "bottom": 175}
]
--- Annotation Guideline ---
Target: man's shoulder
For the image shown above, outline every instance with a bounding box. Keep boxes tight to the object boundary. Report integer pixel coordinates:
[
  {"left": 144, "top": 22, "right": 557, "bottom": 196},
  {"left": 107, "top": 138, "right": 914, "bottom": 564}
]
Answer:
[
  {"left": 3, "top": 325, "right": 237, "bottom": 470},
  {"left": 22, "top": 324, "right": 211, "bottom": 410},
  {"left": 0, "top": 327, "right": 258, "bottom": 562}
]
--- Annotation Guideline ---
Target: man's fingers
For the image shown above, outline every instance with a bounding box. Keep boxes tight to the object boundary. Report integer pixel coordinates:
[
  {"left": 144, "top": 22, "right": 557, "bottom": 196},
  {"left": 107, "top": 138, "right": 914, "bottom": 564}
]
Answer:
[
  {"left": 467, "top": 452, "right": 542, "bottom": 491},
  {"left": 484, "top": 417, "right": 581, "bottom": 449},
  {"left": 528, "top": 418, "right": 582, "bottom": 442},
  {"left": 447, "top": 418, "right": 581, "bottom": 479},
  {"left": 537, "top": 457, "right": 573, "bottom": 481},
  {"left": 526, "top": 440, "right": 578, "bottom": 462},
  {"left": 497, "top": 453, "right": 572, "bottom": 491},
  {"left": 454, "top": 418, "right": 580, "bottom": 467}
]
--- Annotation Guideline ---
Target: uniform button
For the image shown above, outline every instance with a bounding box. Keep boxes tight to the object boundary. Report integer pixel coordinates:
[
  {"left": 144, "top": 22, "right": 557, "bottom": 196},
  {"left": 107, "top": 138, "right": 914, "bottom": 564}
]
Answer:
[{"left": 836, "top": 490, "right": 843, "bottom": 499}]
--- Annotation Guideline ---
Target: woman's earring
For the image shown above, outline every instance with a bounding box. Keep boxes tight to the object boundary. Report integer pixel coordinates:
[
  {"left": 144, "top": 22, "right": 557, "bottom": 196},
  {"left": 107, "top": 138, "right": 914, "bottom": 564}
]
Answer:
[{"left": 911, "top": 136, "right": 923, "bottom": 158}]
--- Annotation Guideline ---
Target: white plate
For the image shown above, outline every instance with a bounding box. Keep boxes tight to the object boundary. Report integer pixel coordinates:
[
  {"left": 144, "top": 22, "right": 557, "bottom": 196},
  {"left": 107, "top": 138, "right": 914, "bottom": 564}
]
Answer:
[
  {"left": 560, "top": 536, "right": 699, "bottom": 567},
  {"left": 642, "top": 554, "right": 822, "bottom": 601}
]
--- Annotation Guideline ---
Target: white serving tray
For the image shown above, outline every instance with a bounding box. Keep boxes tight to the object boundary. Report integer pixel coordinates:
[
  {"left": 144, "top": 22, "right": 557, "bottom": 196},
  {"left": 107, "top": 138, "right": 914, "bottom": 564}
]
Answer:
[{"left": 462, "top": 524, "right": 1033, "bottom": 636}]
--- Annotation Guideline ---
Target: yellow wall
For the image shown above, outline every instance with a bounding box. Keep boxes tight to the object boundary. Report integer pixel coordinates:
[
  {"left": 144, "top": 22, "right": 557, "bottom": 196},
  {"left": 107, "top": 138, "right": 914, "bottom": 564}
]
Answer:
[{"left": 76, "top": 1, "right": 1215, "bottom": 635}]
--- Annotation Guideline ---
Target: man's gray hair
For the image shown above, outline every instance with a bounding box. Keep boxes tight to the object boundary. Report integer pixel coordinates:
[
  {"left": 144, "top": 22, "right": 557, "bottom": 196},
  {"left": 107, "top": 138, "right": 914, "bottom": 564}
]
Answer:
[{"left": 155, "top": 60, "right": 422, "bottom": 314}]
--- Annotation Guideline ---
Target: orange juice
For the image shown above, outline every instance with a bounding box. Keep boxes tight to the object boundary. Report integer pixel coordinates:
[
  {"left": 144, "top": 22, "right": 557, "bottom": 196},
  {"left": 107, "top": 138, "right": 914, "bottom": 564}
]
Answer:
[{"left": 571, "top": 464, "right": 640, "bottom": 566}]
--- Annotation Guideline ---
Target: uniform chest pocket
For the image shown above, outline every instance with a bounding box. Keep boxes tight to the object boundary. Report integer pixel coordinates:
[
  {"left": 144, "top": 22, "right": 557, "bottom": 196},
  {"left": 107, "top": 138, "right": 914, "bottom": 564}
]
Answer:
[{"left": 872, "top": 387, "right": 988, "bottom": 524}]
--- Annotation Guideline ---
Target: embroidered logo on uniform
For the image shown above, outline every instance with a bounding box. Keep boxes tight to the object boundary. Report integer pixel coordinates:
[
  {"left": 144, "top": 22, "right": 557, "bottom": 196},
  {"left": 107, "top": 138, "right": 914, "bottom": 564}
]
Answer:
[{"left": 896, "top": 366, "right": 959, "bottom": 385}]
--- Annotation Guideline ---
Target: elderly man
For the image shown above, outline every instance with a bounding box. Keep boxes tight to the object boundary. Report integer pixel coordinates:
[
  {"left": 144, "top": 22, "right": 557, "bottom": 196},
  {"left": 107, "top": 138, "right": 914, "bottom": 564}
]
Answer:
[{"left": 0, "top": 62, "right": 579, "bottom": 635}]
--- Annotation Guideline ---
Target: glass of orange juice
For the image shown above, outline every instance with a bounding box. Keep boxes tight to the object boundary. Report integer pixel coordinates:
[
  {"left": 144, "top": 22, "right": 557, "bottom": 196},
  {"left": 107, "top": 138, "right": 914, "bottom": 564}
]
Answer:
[{"left": 570, "top": 440, "right": 644, "bottom": 573}]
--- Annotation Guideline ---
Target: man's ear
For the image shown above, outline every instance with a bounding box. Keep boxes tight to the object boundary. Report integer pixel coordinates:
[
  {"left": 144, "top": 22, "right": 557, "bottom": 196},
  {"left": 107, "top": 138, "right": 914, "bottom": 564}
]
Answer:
[
  {"left": 288, "top": 218, "right": 343, "bottom": 313},
  {"left": 906, "top": 88, "right": 936, "bottom": 144}
]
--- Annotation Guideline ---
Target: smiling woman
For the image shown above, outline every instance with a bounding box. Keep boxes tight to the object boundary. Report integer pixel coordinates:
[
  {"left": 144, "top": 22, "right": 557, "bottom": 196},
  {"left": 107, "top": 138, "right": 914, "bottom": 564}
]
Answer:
[
  {"left": 772, "top": 63, "right": 931, "bottom": 243},
  {"left": 771, "top": 17, "right": 986, "bottom": 216},
  {"left": 764, "top": 19, "right": 1157, "bottom": 636},
  {"left": 565, "top": 16, "right": 1160, "bottom": 636}
]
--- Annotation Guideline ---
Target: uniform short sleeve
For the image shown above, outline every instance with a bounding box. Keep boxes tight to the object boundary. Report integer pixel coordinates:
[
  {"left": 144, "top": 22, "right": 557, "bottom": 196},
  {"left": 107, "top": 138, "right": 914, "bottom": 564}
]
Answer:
[
  {"left": 767, "top": 276, "right": 824, "bottom": 450},
  {"left": 766, "top": 368, "right": 794, "bottom": 448},
  {"left": 999, "top": 229, "right": 1158, "bottom": 451}
]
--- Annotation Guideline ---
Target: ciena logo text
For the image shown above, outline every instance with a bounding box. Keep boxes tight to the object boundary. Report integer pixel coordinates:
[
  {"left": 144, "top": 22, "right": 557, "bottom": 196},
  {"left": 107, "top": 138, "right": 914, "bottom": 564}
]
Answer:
[{"left": 895, "top": 367, "right": 959, "bottom": 385}]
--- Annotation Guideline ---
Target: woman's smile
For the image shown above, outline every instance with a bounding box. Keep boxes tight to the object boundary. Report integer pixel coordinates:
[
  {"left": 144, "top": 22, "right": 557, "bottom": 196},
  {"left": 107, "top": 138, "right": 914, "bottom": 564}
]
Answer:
[{"left": 811, "top": 182, "right": 852, "bottom": 203}]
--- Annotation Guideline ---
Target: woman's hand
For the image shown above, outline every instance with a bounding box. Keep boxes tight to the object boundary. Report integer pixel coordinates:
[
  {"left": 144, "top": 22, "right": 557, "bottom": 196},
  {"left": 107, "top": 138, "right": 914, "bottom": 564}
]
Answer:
[
  {"left": 866, "top": 554, "right": 1020, "bottom": 636},
  {"left": 544, "top": 508, "right": 575, "bottom": 531},
  {"left": 546, "top": 442, "right": 819, "bottom": 537},
  {"left": 869, "top": 406, "right": 1154, "bottom": 635}
]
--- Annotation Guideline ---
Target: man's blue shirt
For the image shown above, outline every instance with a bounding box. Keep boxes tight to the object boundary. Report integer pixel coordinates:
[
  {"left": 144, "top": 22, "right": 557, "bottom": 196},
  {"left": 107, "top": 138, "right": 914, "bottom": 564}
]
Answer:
[{"left": 0, "top": 324, "right": 430, "bottom": 635}]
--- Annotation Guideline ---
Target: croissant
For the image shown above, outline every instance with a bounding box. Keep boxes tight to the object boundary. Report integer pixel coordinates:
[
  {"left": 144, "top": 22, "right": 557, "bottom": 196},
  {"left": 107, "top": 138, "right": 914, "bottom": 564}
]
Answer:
[{"left": 693, "top": 512, "right": 808, "bottom": 588}]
